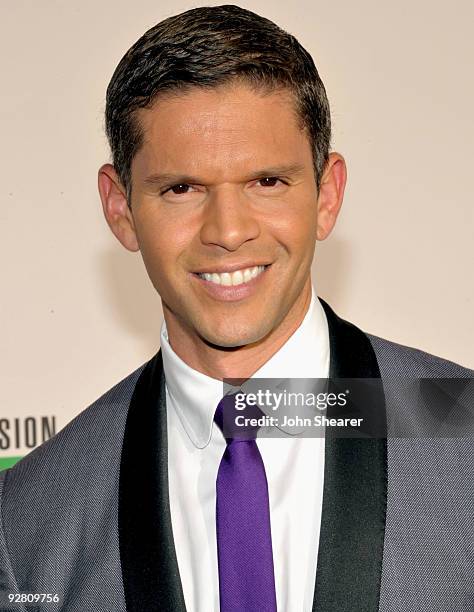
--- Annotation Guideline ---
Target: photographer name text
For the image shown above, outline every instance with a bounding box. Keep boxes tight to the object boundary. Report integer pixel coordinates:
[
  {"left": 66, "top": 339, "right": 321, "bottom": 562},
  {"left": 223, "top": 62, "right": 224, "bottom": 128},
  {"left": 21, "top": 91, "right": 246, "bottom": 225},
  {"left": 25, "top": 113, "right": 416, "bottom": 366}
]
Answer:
[{"left": 234, "top": 414, "right": 363, "bottom": 428}]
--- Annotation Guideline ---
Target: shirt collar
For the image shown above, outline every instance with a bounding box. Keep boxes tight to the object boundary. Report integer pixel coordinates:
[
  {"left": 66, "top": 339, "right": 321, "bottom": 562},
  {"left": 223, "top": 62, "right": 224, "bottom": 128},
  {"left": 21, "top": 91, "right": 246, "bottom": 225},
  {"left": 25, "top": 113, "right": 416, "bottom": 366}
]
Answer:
[{"left": 160, "top": 285, "right": 329, "bottom": 448}]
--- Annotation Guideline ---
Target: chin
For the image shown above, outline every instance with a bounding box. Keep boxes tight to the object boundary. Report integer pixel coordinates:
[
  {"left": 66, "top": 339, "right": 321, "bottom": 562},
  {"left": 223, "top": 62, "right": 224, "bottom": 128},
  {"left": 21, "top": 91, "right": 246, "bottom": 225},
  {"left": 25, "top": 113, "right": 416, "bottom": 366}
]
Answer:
[{"left": 198, "top": 318, "right": 272, "bottom": 349}]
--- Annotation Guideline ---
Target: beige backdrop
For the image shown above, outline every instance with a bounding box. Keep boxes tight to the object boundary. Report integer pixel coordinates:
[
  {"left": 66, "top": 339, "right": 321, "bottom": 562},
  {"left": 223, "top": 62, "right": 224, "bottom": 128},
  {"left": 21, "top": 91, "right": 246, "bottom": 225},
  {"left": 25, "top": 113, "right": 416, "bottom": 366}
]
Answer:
[{"left": 1, "top": 0, "right": 473, "bottom": 455}]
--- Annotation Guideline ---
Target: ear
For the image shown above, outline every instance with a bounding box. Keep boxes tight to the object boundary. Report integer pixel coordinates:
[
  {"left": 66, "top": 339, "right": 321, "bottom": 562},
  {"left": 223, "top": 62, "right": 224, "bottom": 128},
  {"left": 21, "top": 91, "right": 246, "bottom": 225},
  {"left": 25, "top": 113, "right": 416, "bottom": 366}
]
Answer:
[
  {"left": 316, "top": 152, "right": 347, "bottom": 241},
  {"left": 97, "top": 164, "right": 139, "bottom": 252}
]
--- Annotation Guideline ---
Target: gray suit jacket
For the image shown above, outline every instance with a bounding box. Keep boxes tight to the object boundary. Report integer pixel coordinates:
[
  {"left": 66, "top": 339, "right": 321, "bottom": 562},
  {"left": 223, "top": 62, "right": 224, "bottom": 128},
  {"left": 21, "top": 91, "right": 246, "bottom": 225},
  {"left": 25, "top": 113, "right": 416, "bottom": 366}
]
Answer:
[{"left": 0, "top": 298, "right": 473, "bottom": 612}]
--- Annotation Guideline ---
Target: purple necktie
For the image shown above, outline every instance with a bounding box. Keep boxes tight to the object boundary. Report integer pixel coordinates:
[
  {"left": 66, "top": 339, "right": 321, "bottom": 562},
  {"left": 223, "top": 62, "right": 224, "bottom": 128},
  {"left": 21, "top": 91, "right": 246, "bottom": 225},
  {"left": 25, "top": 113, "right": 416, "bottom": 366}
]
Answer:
[{"left": 214, "top": 394, "right": 278, "bottom": 612}]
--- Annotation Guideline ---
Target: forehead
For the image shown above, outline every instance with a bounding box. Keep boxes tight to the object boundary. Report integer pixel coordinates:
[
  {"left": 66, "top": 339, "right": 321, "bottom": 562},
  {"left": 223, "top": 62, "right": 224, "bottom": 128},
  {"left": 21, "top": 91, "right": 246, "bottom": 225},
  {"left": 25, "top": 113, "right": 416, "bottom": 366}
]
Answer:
[{"left": 132, "top": 83, "right": 312, "bottom": 179}]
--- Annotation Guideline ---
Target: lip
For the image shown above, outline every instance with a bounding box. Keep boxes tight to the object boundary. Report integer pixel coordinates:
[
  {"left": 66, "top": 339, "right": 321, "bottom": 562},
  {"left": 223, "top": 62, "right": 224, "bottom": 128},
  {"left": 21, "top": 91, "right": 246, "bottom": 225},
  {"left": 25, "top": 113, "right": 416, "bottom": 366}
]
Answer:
[
  {"left": 192, "top": 262, "right": 272, "bottom": 274},
  {"left": 190, "top": 264, "right": 271, "bottom": 302}
]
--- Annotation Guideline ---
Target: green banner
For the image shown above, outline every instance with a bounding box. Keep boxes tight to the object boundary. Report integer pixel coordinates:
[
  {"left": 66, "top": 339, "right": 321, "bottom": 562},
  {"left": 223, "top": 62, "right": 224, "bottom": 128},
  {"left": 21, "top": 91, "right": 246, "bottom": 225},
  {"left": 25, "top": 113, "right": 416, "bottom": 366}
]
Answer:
[{"left": 0, "top": 456, "right": 23, "bottom": 471}]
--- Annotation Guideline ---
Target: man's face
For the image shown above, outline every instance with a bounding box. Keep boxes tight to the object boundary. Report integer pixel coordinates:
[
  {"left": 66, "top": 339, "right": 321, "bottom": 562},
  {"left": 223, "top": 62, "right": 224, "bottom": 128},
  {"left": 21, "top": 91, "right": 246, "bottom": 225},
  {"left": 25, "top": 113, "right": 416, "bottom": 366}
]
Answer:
[{"left": 127, "top": 83, "right": 323, "bottom": 348}]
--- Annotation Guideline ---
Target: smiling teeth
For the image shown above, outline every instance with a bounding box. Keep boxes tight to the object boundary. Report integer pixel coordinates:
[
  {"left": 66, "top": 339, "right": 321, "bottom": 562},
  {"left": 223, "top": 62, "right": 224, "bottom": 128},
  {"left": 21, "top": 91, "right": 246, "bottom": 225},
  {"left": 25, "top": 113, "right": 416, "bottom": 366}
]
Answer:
[{"left": 199, "top": 266, "right": 266, "bottom": 286}]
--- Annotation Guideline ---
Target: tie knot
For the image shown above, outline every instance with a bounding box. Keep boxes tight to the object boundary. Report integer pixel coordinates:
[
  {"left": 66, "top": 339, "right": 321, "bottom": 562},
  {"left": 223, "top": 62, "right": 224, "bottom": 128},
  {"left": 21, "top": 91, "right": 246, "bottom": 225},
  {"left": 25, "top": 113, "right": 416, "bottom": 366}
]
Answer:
[{"left": 214, "top": 392, "right": 266, "bottom": 441}]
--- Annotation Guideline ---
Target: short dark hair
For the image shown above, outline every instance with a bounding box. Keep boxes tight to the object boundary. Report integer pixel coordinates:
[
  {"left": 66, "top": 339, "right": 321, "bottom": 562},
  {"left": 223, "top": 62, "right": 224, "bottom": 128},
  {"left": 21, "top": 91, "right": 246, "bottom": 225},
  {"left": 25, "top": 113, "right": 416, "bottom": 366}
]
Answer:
[{"left": 105, "top": 4, "right": 331, "bottom": 202}]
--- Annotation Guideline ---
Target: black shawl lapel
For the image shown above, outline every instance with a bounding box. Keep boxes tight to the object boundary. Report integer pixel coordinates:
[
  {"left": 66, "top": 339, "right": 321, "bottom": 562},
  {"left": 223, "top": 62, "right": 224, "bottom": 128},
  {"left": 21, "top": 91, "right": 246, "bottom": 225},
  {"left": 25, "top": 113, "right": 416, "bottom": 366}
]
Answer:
[
  {"left": 119, "top": 351, "right": 187, "bottom": 612},
  {"left": 313, "top": 298, "right": 388, "bottom": 612}
]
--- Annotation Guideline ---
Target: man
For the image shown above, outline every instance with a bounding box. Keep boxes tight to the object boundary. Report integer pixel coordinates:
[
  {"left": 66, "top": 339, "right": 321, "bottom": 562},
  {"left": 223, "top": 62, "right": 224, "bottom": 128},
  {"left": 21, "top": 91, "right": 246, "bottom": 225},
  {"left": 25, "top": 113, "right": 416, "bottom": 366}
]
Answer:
[{"left": 0, "top": 5, "right": 472, "bottom": 612}]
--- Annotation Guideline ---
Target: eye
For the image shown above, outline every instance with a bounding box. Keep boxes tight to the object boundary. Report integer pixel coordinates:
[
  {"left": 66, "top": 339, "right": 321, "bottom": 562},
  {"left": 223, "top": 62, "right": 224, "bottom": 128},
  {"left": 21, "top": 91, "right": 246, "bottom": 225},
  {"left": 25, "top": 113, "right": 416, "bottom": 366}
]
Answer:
[
  {"left": 163, "top": 183, "right": 193, "bottom": 195},
  {"left": 258, "top": 177, "right": 281, "bottom": 187}
]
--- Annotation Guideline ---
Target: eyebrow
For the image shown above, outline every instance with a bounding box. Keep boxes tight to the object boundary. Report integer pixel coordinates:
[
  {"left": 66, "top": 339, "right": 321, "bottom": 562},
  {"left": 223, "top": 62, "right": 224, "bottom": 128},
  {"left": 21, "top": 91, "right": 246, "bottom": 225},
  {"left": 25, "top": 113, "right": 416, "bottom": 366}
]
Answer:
[{"left": 142, "top": 163, "right": 306, "bottom": 189}]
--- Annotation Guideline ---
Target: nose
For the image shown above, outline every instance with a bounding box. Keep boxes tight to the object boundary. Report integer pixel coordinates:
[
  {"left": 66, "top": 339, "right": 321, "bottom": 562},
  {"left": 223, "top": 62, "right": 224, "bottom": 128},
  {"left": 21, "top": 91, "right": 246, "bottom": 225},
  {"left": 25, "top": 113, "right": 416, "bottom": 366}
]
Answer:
[{"left": 199, "top": 185, "right": 260, "bottom": 252}]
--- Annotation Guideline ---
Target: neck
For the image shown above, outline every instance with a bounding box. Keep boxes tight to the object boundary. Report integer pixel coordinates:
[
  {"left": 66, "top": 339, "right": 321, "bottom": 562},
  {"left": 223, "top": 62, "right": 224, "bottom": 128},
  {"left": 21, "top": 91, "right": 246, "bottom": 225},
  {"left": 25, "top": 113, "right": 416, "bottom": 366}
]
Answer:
[{"left": 163, "top": 280, "right": 312, "bottom": 380}]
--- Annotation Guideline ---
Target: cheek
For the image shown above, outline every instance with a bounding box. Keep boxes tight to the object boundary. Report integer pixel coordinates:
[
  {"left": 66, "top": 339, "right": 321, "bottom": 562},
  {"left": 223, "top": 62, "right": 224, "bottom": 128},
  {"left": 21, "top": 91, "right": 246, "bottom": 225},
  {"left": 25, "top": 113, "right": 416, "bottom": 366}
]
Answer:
[
  {"left": 135, "top": 197, "right": 198, "bottom": 250},
  {"left": 268, "top": 204, "right": 318, "bottom": 252},
  {"left": 135, "top": 214, "right": 193, "bottom": 283}
]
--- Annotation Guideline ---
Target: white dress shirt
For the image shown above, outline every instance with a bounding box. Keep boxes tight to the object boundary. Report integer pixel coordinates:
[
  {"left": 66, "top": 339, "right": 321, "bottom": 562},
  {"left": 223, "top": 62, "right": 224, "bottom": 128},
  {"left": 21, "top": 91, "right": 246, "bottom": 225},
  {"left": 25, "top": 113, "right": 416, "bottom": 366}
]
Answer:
[{"left": 161, "top": 285, "right": 330, "bottom": 611}]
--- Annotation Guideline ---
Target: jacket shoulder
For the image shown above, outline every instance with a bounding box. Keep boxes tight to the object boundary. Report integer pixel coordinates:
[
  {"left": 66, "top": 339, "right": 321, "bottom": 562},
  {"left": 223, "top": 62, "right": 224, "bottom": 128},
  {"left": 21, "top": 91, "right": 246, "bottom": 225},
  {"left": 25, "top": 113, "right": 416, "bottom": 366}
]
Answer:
[
  {"left": 0, "top": 361, "right": 147, "bottom": 508},
  {"left": 367, "top": 332, "right": 473, "bottom": 378},
  {"left": 0, "top": 363, "right": 148, "bottom": 605}
]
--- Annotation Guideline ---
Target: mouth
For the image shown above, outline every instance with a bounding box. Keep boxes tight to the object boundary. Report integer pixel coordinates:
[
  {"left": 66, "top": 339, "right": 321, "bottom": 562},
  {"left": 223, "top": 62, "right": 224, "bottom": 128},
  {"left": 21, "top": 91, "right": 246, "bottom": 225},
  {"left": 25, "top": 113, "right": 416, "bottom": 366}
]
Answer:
[
  {"left": 192, "top": 264, "right": 270, "bottom": 287},
  {"left": 190, "top": 263, "right": 272, "bottom": 302}
]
